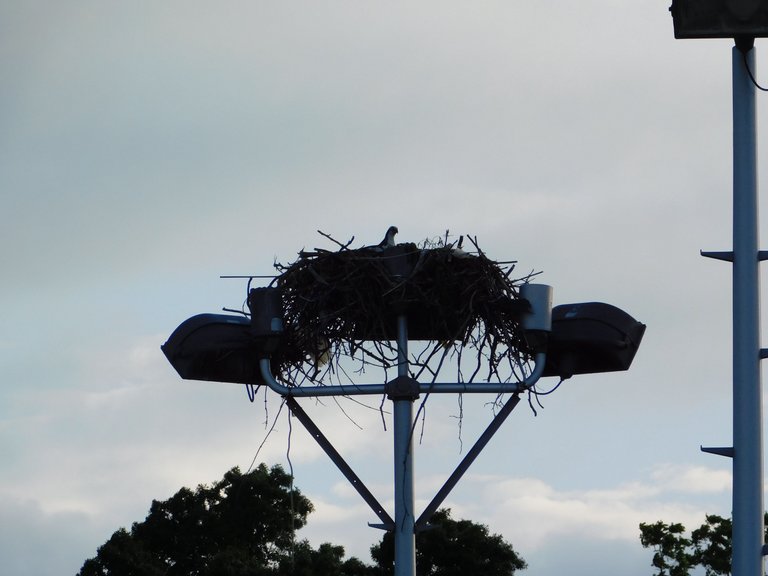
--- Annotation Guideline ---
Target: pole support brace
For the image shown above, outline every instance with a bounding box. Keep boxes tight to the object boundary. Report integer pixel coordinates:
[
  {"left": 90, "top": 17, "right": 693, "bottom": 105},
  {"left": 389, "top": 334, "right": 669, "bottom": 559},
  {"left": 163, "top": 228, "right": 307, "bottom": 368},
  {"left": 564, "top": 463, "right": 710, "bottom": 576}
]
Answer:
[
  {"left": 701, "top": 250, "right": 768, "bottom": 262},
  {"left": 701, "top": 250, "right": 734, "bottom": 262},
  {"left": 701, "top": 445, "right": 735, "bottom": 458}
]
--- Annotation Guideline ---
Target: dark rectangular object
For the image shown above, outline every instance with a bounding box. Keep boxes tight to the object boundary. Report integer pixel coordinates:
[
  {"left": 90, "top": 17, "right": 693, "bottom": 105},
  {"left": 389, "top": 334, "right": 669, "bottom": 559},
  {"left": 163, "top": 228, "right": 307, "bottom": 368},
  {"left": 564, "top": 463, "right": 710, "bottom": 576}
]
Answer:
[
  {"left": 542, "top": 302, "right": 646, "bottom": 379},
  {"left": 671, "top": 0, "right": 768, "bottom": 38},
  {"left": 162, "top": 314, "right": 264, "bottom": 384}
]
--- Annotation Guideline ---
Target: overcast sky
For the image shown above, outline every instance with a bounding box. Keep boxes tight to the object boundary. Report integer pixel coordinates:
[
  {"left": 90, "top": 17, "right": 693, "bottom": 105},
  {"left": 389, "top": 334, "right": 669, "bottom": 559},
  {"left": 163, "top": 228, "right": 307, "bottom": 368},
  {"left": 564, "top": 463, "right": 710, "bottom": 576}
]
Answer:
[{"left": 3, "top": 2, "right": 766, "bottom": 575}]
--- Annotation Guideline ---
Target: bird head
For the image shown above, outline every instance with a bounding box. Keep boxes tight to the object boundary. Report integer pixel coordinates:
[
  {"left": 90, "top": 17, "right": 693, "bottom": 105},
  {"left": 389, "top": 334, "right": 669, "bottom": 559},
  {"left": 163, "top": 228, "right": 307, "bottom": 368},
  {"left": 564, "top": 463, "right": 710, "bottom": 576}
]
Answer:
[{"left": 385, "top": 226, "right": 398, "bottom": 246}]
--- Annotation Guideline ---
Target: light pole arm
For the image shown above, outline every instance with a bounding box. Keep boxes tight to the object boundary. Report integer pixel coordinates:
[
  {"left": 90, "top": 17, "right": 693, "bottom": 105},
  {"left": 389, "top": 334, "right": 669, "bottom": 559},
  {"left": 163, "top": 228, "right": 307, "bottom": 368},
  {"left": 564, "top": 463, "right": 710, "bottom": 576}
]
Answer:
[{"left": 257, "top": 352, "right": 547, "bottom": 398}]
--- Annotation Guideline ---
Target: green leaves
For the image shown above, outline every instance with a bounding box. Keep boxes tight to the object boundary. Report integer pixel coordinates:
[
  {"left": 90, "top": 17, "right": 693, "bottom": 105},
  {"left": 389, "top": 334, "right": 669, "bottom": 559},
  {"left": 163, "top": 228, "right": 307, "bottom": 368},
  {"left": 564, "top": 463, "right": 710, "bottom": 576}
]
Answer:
[
  {"left": 370, "top": 508, "right": 526, "bottom": 576},
  {"left": 691, "top": 515, "right": 732, "bottom": 576},
  {"left": 78, "top": 465, "right": 316, "bottom": 576},
  {"left": 639, "top": 521, "right": 693, "bottom": 576},
  {"left": 639, "top": 513, "right": 767, "bottom": 576},
  {"left": 80, "top": 469, "right": 526, "bottom": 576}
]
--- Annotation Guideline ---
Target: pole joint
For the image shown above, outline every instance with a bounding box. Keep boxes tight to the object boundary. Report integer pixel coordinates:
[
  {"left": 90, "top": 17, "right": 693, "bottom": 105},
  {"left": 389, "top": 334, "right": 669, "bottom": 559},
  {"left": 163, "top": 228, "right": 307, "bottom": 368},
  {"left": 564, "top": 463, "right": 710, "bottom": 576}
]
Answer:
[
  {"left": 735, "top": 35, "right": 756, "bottom": 54},
  {"left": 386, "top": 375, "right": 420, "bottom": 400}
]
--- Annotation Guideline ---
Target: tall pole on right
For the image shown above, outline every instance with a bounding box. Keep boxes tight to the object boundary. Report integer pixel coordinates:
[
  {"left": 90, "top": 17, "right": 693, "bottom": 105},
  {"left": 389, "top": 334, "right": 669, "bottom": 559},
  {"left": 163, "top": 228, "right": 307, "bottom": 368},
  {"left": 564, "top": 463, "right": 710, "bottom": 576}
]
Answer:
[{"left": 731, "top": 40, "right": 764, "bottom": 576}]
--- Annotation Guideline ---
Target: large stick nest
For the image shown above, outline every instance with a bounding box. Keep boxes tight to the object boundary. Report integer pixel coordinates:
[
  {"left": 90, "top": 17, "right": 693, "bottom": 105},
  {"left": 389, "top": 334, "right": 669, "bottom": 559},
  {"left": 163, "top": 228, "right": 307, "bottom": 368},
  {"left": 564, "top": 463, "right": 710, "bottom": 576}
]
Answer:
[{"left": 264, "top": 232, "right": 538, "bottom": 386}]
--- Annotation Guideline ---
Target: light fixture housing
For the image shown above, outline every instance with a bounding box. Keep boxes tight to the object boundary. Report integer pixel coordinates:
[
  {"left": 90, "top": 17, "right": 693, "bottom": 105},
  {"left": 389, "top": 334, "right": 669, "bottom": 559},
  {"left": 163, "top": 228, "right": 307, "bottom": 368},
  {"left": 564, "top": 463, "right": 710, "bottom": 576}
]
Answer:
[
  {"left": 542, "top": 302, "right": 646, "bottom": 379},
  {"left": 162, "top": 313, "right": 265, "bottom": 385},
  {"left": 671, "top": 0, "right": 768, "bottom": 39}
]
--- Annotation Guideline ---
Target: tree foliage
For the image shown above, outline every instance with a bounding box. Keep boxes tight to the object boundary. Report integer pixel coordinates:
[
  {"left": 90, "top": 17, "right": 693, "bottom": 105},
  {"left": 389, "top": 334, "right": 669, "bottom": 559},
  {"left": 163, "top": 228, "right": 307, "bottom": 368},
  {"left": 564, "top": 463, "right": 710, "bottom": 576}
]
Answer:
[
  {"left": 79, "top": 465, "right": 320, "bottom": 576},
  {"left": 80, "top": 466, "right": 527, "bottom": 576},
  {"left": 371, "top": 508, "right": 527, "bottom": 576},
  {"left": 282, "top": 541, "right": 373, "bottom": 576},
  {"left": 639, "top": 521, "right": 693, "bottom": 576},
  {"left": 691, "top": 515, "right": 732, "bottom": 576},
  {"left": 639, "top": 514, "right": 768, "bottom": 576}
]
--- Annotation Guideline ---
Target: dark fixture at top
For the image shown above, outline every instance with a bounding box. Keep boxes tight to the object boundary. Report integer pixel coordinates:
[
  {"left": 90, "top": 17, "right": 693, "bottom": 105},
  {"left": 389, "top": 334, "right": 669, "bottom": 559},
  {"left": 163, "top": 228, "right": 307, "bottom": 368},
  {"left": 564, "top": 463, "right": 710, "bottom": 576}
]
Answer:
[{"left": 670, "top": 0, "right": 768, "bottom": 39}]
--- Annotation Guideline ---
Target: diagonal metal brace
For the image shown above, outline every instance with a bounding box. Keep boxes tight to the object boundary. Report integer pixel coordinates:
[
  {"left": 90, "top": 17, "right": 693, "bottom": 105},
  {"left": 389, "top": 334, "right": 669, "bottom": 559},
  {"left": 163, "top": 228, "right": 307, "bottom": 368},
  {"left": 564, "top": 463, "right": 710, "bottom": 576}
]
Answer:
[
  {"left": 284, "top": 396, "right": 395, "bottom": 530},
  {"left": 414, "top": 393, "right": 522, "bottom": 531}
]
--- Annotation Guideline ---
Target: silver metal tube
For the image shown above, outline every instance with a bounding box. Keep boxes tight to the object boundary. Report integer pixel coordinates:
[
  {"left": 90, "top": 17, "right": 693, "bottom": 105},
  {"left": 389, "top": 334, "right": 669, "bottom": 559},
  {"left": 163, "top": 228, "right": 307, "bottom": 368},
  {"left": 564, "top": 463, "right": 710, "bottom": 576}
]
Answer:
[
  {"left": 731, "top": 45, "right": 764, "bottom": 576},
  {"left": 257, "top": 352, "right": 547, "bottom": 397},
  {"left": 393, "top": 315, "right": 416, "bottom": 576},
  {"left": 421, "top": 352, "right": 547, "bottom": 393},
  {"left": 258, "top": 361, "right": 387, "bottom": 397}
]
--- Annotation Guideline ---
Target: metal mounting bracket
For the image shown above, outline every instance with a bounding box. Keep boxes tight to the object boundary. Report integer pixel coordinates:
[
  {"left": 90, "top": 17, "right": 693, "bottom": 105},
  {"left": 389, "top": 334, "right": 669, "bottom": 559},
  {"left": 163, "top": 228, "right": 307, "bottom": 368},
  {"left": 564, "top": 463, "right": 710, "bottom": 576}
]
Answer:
[
  {"left": 386, "top": 375, "right": 420, "bottom": 400},
  {"left": 701, "top": 445, "right": 735, "bottom": 458},
  {"left": 701, "top": 250, "right": 734, "bottom": 262},
  {"left": 700, "top": 250, "right": 768, "bottom": 262},
  {"left": 284, "top": 396, "right": 395, "bottom": 530}
]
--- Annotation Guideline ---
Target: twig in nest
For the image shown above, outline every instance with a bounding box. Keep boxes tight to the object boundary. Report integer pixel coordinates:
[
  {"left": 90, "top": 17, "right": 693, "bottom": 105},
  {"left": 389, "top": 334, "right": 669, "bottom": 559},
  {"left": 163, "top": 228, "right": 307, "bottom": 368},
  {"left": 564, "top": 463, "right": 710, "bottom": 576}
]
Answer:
[{"left": 317, "top": 229, "right": 355, "bottom": 250}]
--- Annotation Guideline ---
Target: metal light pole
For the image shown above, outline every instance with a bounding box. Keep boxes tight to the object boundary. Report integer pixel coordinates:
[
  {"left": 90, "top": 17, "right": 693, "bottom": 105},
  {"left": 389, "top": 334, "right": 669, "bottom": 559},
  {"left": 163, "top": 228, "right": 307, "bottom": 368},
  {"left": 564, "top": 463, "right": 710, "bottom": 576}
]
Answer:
[
  {"left": 392, "top": 315, "right": 416, "bottom": 576},
  {"left": 671, "top": 5, "right": 768, "bottom": 574},
  {"left": 702, "top": 38, "right": 768, "bottom": 576},
  {"left": 702, "top": 39, "right": 768, "bottom": 576},
  {"left": 731, "top": 42, "right": 764, "bottom": 576},
  {"left": 701, "top": 41, "right": 765, "bottom": 576},
  {"left": 164, "top": 260, "right": 644, "bottom": 576}
]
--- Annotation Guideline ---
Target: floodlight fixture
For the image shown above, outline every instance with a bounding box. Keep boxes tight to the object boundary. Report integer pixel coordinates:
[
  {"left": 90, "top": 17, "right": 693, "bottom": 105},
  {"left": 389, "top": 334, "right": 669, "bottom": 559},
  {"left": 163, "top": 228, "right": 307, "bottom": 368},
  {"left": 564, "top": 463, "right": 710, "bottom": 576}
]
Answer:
[
  {"left": 670, "top": 0, "right": 768, "bottom": 39},
  {"left": 542, "top": 302, "right": 646, "bottom": 379},
  {"left": 161, "top": 313, "right": 265, "bottom": 385}
]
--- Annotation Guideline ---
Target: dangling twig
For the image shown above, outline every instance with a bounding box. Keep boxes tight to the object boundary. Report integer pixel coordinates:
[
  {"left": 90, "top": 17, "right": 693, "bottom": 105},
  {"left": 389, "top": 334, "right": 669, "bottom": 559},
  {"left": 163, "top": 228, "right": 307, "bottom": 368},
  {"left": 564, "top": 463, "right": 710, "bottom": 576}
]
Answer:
[{"left": 247, "top": 397, "right": 287, "bottom": 474}]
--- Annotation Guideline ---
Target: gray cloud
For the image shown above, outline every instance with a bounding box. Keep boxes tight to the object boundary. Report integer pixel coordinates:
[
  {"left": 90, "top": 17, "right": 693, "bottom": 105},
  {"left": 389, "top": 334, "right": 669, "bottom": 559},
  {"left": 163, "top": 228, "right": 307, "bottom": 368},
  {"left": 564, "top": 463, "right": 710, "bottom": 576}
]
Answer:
[{"left": 0, "top": 496, "right": 104, "bottom": 576}]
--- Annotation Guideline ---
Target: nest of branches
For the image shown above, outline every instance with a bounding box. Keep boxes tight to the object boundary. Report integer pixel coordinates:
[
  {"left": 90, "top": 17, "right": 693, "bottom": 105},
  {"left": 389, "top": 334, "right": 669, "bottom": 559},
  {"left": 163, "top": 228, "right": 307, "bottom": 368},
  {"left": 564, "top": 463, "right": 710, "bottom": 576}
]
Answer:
[{"left": 264, "top": 232, "right": 538, "bottom": 386}]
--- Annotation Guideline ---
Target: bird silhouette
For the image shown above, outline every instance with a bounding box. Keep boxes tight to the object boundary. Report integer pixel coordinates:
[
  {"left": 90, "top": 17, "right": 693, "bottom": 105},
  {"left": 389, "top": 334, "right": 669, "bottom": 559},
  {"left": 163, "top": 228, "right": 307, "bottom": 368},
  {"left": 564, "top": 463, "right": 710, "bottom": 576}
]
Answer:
[
  {"left": 365, "top": 226, "right": 398, "bottom": 251},
  {"left": 378, "top": 225, "right": 398, "bottom": 249}
]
